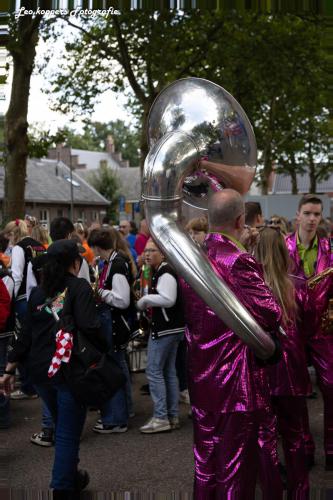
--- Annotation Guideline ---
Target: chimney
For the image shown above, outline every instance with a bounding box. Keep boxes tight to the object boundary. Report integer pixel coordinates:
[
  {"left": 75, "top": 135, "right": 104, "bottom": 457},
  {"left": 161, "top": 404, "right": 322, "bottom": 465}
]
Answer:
[
  {"left": 48, "top": 143, "right": 71, "bottom": 168},
  {"left": 105, "top": 135, "right": 115, "bottom": 154},
  {"left": 55, "top": 152, "right": 60, "bottom": 177}
]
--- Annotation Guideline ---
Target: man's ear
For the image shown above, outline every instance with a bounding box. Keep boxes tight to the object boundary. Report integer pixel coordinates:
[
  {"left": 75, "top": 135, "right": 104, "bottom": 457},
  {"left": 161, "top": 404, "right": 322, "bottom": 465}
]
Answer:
[{"left": 235, "top": 213, "right": 243, "bottom": 230}]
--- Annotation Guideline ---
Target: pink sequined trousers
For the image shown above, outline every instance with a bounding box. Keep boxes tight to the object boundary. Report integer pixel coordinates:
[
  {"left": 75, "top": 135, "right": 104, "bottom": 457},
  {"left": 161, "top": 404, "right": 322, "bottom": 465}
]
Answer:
[
  {"left": 259, "top": 397, "right": 309, "bottom": 499},
  {"left": 302, "top": 335, "right": 333, "bottom": 458},
  {"left": 192, "top": 407, "right": 283, "bottom": 500}
]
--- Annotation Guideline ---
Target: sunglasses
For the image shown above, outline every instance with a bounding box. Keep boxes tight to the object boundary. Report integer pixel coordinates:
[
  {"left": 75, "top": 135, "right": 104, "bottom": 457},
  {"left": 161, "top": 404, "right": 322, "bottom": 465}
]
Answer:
[
  {"left": 269, "top": 219, "right": 281, "bottom": 225},
  {"left": 25, "top": 215, "right": 37, "bottom": 224}
]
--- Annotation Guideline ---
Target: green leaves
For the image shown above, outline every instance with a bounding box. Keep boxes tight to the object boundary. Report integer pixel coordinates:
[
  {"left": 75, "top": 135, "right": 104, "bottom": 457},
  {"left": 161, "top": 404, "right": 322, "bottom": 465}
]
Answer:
[
  {"left": 88, "top": 163, "right": 120, "bottom": 222},
  {"left": 44, "top": 12, "right": 329, "bottom": 190}
]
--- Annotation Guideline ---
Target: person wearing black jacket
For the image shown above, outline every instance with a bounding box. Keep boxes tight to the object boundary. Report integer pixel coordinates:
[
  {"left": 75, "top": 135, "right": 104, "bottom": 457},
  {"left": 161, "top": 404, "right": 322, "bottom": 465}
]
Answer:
[
  {"left": 87, "top": 228, "right": 132, "bottom": 434},
  {"left": 0, "top": 240, "right": 108, "bottom": 499},
  {"left": 137, "top": 239, "right": 185, "bottom": 434}
]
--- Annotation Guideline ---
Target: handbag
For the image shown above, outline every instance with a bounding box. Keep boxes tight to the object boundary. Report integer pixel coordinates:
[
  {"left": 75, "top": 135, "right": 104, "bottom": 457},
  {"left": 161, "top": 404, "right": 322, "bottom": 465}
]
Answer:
[
  {"left": 58, "top": 285, "right": 127, "bottom": 408},
  {"left": 64, "top": 330, "right": 126, "bottom": 407}
]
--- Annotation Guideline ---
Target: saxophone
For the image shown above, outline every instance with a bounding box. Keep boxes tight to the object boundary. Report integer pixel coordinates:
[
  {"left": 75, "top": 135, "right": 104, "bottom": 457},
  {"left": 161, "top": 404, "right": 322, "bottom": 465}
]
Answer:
[
  {"left": 308, "top": 267, "right": 333, "bottom": 334},
  {"left": 130, "top": 264, "right": 152, "bottom": 343},
  {"left": 307, "top": 267, "right": 333, "bottom": 289}
]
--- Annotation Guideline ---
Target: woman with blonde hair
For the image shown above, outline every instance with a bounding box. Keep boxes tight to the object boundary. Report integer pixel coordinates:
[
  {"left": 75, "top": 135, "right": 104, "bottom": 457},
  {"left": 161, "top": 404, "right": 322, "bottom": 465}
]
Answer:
[
  {"left": 268, "top": 215, "right": 289, "bottom": 235},
  {"left": 31, "top": 225, "right": 50, "bottom": 248},
  {"left": 254, "top": 227, "right": 310, "bottom": 496},
  {"left": 4, "top": 219, "right": 29, "bottom": 247},
  {"left": 4, "top": 219, "right": 46, "bottom": 399},
  {"left": 185, "top": 217, "right": 208, "bottom": 246},
  {"left": 74, "top": 223, "right": 94, "bottom": 265}
]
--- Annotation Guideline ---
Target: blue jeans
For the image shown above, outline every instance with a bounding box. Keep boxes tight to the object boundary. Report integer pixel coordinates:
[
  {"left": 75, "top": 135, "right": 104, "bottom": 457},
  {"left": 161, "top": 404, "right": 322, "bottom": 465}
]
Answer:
[
  {"left": 146, "top": 333, "right": 183, "bottom": 419},
  {"left": 42, "top": 399, "right": 54, "bottom": 430},
  {"left": 0, "top": 337, "right": 10, "bottom": 428},
  {"left": 98, "top": 305, "right": 129, "bottom": 426},
  {"left": 35, "top": 383, "right": 86, "bottom": 490}
]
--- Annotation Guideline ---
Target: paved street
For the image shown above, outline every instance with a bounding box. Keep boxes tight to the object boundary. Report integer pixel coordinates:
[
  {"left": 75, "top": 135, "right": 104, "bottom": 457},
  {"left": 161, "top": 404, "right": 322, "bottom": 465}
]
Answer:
[{"left": 1, "top": 371, "right": 333, "bottom": 498}]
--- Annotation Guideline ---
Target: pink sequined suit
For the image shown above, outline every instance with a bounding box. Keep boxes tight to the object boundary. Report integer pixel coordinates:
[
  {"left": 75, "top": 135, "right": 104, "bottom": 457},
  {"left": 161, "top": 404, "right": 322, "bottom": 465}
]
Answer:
[
  {"left": 181, "top": 233, "right": 283, "bottom": 500},
  {"left": 286, "top": 233, "right": 333, "bottom": 463},
  {"left": 259, "top": 285, "right": 311, "bottom": 499}
]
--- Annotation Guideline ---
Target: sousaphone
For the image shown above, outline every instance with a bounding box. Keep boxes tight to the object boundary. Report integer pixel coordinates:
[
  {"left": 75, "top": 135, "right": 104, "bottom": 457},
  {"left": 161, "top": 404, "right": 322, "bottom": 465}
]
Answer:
[{"left": 142, "top": 77, "right": 275, "bottom": 359}]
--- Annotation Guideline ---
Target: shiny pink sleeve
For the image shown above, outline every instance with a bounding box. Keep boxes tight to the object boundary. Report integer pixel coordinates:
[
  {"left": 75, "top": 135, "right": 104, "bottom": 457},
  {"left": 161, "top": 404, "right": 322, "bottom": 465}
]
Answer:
[{"left": 228, "top": 253, "right": 282, "bottom": 332}]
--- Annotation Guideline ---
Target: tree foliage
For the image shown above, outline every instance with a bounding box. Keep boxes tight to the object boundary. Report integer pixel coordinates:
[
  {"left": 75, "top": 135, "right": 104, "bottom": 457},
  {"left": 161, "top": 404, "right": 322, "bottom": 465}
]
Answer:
[
  {"left": 88, "top": 163, "right": 120, "bottom": 222},
  {"left": 45, "top": 12, "right": 331, "bottom": 193}
]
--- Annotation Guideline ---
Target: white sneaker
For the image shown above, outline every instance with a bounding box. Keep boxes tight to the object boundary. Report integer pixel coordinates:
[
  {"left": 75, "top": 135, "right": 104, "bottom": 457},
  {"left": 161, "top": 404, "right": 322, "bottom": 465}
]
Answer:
[
  {"left": 179, "top": 389, "right": 190, "bottom": 405},
  {"left": 10, "top": 390, "right": 38, "bottom": 400},
  {"left": 140, "top": 417, "right": 171, "bottom": 434},
  {"left": 169, "top": 416, "right": 180, "bottom": 430}
]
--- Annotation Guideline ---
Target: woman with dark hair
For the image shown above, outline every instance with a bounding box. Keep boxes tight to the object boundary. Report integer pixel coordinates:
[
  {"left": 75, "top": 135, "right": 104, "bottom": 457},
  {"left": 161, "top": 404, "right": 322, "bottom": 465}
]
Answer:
[
  {"left": 110, "top": 227, "right": 137, "bottom": 282},
  {"left": 88, "top": 228, "right": 132, "bottom": 433},
  {"left": 0, "top": 239, "right": 108, "bottom": 499}
]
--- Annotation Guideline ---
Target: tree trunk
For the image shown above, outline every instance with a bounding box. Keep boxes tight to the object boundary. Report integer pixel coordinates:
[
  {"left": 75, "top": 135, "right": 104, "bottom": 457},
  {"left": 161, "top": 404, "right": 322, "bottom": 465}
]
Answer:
[
  {"left": 290, "top": 152, "right": 298, "bottom": 194},
  {"left": 308, "top": 140, "right": 316, "bottom": 193},
  {"left": 139, "top": 98, "right": 156, "bottom": 172},
  {"left": 261, "top": 145, "right": 271, "bottom": 195},
  {"left": 260, "top": 97, "right": 276, "bottom": 195},
  {"left": 3, "top": 14, "right": 41, "bottom": 222}
]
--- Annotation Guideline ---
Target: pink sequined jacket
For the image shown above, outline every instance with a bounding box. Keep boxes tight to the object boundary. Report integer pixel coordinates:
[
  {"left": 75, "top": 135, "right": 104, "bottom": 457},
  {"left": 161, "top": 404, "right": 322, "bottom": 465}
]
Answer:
[
  {"left": 268, "top": 294, "right": 311, "bottom": 397},
  {"left": 285, "top": 233, "right": 333, "bottom": 339},
  {"left": 181, "top": 233, "right": 282, "bottom": 413}
]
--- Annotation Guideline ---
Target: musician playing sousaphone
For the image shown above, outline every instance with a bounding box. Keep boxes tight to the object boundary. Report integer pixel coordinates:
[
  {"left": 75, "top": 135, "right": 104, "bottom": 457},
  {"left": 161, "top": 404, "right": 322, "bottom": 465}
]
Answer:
[
  {"left": 142, "top": 78, "right": 284, "bottom": 498},
  {"left": 286, "top": 194, "right": 333, "bottom": 470}
]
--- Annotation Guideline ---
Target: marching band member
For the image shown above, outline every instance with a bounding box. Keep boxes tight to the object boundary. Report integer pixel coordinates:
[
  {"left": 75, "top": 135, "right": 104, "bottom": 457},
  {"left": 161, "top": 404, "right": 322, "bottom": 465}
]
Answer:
[
  {"left": 87, "top": 228, "right": 132, "bottom": 434},
  {"left": 137, "top": 239, "right": 185, "bottom": 434},
  {"left": 286, "top": 194, "right": 333, "bottom": 470},
  {"left": 181, "top": 190, "right": 283, "bottom": 499}
]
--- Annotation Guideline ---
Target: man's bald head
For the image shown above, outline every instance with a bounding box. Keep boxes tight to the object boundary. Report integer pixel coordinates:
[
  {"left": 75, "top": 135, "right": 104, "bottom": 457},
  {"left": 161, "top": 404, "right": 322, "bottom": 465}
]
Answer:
[{"left": 208, "top": 189, "right": 245, "bottom": 232}]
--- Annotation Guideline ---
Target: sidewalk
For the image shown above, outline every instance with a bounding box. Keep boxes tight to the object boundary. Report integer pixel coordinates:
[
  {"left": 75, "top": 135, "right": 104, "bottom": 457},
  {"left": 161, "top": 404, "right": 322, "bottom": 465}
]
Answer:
[{"left": 1, "top": 373, "right": 333, "bottom": 496}]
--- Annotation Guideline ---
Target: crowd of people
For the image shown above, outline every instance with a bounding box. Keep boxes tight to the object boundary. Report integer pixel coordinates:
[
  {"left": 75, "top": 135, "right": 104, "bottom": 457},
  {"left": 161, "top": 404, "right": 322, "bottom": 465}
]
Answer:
[{"left": 0, "top": 192, "right": 332, "bottom": 499}]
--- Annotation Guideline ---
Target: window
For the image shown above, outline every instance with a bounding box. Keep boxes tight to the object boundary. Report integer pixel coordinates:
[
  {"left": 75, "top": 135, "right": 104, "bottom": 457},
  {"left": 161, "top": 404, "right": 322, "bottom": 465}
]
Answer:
[
  {"left": 77, "top": 210, "right": 85, "bottom": 223},
  {"left": 57, "top": 209, "right": 64, "bottom": 217},
  {"left": 39, "top": 209, "right": 49, "bottom": 227},
  {"left": 65, "top": 176, "right": 80, "bottom": 188}
]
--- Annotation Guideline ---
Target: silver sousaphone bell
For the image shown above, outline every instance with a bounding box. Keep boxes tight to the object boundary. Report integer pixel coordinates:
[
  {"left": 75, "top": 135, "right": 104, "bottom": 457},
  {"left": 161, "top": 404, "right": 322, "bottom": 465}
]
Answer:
[{"left": 142, "top": 77, "right": 275, "bottom": 359}]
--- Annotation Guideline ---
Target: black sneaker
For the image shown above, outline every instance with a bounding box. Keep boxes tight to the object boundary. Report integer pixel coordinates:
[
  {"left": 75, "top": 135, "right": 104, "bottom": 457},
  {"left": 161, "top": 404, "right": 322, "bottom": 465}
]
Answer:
[
  {"left": 93, "top": 422, "right": 128, "bottom": 434},
  {"left": 140, "top": 384, "right": 150, "bottom": 395},
  {"left": 30, "top": 428, "right": 54, "bottom": 447},
  {"left": 75, "top": 469, "right": 90, "bottom": 490}
]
